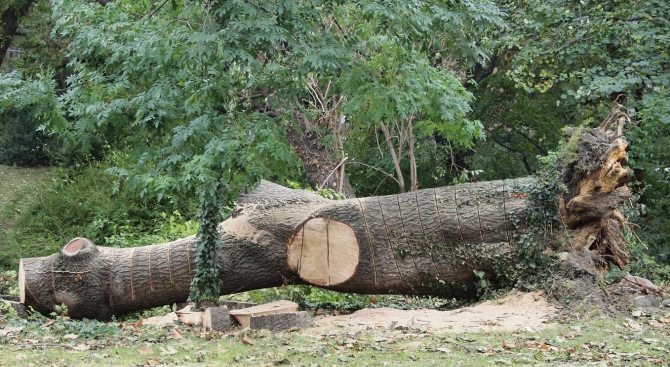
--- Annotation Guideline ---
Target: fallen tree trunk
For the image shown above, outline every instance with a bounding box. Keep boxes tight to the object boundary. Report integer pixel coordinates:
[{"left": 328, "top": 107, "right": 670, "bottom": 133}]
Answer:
[{"left": 18, "top": 115, "right": 631, "bottom": 320}]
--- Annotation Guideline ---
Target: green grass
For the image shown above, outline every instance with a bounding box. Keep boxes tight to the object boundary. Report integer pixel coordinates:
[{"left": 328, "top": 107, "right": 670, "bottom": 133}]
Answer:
[
  {"left": 0, "top": 310, "right": 668, "bottom": 366},
  {"left": 0, "top": 165, "right": 55, "bottom": 224},
  {"left": 0, "top": 163, "right": 197, "bottom": 272},
  {"left": 0, "top": 165, "right": 57, "bottom": 270}
]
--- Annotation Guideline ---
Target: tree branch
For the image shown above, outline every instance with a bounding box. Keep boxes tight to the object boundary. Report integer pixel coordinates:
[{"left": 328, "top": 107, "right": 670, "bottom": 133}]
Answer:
[
  {"left": 492, "top": 137, "right": 533, "bottom": 174},
  {"left": 379, "top": 121, "right": 405, "bottom": 193}
]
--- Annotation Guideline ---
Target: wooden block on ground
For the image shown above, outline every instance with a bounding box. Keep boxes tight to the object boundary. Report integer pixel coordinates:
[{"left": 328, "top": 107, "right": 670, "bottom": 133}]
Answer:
[
  {"left": 249, "top": 311, "right": 313, "bottom": 332},
  {"left": 203, "top": 306, "right": 231, "bottom": 332},
  {"left": 176, "top": 303, "right": 203, "bottom": 325},
  {"left": 228, "top": 300, "right": 299, "bottom": 328},
  {"left": 144, "top": 312, "right": 178, "bottom": 326},
  {"left": 222, "top": 301, "right": 257, "bottom": 311},
  {"left": 175, "top": 302, "right": 194, "bottom": 312}
]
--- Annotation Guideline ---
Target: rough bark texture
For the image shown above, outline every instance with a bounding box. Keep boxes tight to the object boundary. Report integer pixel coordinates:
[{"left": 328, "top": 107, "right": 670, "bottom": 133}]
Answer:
[
  {"left": 286, "top": 117, "right": 356, "bottom": 199},
  {"left": 249, "top": 311, "right": 314, "bottom": 332},
  {"left": 1, "top": 295, "right": 28, "bottom": 318},
  {"left": 203, "top": 306, "right": 231, "bottom": 332},
  {"left": 18, "top": 125, "right": 631, "bottom": 320}
]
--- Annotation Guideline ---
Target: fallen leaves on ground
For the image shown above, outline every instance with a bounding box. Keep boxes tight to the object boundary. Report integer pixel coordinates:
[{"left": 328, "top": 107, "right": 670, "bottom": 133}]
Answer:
[{"left": 138, "top": 346, "right": 153, "bottom": 355}]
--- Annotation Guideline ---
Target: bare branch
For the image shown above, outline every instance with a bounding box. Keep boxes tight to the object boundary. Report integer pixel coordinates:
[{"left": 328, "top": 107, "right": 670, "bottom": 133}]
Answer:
[
  {"left": 379, "top": 121, "right": 405, "bottom": 193},
  {"left": 347, "top": 161, "right": 400, "bottom": 186},
  {"left": 319, "top": 157, "right": 348, "bottom": 190}
]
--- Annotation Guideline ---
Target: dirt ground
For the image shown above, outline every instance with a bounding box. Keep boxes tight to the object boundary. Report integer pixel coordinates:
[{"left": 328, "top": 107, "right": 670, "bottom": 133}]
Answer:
[{"left": 310, "top": 291, "right": 557, "bottom": 334}]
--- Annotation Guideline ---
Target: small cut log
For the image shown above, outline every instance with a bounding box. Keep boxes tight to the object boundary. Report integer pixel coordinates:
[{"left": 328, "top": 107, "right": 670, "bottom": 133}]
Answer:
[
  {"left": 228, "top": 300, "right": 299, "bottom": 328},
  {"left": 203, "top": 306, "right": 231, "bottom": 332},
  {"left": 249, "top": 311, "right": 314, "bottom": 332}
]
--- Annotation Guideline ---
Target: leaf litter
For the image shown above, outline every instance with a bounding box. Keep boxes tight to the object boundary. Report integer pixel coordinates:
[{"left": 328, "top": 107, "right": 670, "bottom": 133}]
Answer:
[{"left": 0, "top": 290, "right": 668, "bottom": 366}]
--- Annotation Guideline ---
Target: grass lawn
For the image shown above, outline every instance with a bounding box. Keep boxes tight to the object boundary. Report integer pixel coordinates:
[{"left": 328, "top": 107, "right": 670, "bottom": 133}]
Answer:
[
  {"left": 0, "top": 309, "right": 669, "bottom": 366},
  {"left": 0, "top": 165, "right": 55, "bottom": 220},
  {"left": 0, "top": 165, "right": 58, "bottom": 271}
]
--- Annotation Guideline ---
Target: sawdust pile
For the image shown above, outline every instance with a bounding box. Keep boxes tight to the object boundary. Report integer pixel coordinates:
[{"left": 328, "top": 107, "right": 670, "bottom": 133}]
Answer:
[{"left": 310, "top": 291, "right": 556, "bottom": 334}]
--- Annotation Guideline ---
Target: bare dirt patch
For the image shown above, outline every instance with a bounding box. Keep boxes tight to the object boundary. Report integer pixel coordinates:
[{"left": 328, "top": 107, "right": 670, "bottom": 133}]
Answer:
[{"left": 310, "top": 291, "right": 557, "bottom": 334}]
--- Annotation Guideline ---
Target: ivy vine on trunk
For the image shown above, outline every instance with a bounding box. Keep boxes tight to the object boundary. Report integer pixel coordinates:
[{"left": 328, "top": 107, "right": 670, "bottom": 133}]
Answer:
[{"left": 189, "top": 179, "right": 225, "bottom": 306}]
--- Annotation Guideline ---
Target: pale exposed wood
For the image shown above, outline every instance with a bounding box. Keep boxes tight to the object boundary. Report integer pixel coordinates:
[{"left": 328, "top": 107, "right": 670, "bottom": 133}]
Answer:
[
  {"left": 222, "top": 301, "right": 257, "bottom": 311},
  {"left": 567, "top": 138, "right": 629, "bottom": 217},
  {"left": 64, "top": 238, "right": 86, "bottom": 254},
  {"left": 18, "top": 259, "right": 25, "bottom": 304},
  {"left": 229, "top": 300, "right": 299, "bottom": 328},
  {"left": 144, "top": 312, "right": 178, "bottom": 326},
  {"left": 203, "top": 306, "right": 231, "bottom": 332},
  {"left": 176, "top": 303, "right": 203, "bottom": 325},
  {"left": 287, "top": 217, "right": 359, "bottom": 286},
  {"left": 249, "top": 311, "right": 313, "bottom": 332}
]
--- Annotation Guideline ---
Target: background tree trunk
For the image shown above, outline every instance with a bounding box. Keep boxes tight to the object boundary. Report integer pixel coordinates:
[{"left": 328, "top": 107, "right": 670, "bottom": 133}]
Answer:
[
  {"left": 286, "top": 110, "right": 356, "bottom": 198},
  {"left": 1, "top": 0, "right": 36, "bottom": 67},
  {"left": 18, "top": 125, "right": 631, "bottom": 320}
]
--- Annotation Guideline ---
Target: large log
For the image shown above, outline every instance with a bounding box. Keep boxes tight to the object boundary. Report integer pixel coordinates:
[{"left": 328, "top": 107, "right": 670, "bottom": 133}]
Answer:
[{"left": 18, "top": 122, "right": 631, "bottom": 320}]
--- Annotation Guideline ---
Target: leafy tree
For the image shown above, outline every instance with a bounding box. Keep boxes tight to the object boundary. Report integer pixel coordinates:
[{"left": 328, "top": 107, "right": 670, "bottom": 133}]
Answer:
[
  {"left": 1, "top": 0, "right": 506, "bottom": 301},
  {"left": 468, "top": 62, "right": 582, "bottom": 179},
  {"left": 492, "top": 0, "right": 670, "bottom": 260}
]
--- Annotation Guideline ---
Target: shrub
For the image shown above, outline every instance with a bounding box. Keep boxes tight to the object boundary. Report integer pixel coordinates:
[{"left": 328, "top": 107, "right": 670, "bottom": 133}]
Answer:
[
  {"left": 0, "top": 107, "right": 52, "bottom": 167},
  {"left": 0, "top": 162, "right": 198, "bottom": 271}
]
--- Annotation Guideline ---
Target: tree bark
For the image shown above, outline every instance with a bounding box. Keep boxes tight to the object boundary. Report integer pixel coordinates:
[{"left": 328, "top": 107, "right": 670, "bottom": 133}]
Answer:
[
  {"left": 286, "top": 110, "right": 356, "bottom": 198},
  {"left": 18, "top": 125, "right": 631, "bottom": 320},
  {"left": 1, "top": 0, "right": 36, "bottom": 67}
]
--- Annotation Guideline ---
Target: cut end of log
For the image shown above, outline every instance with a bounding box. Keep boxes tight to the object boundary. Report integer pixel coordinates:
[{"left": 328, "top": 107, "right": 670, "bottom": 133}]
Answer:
[
  {"left": 18, "top": 258, "right": 26, "bottom": 304},
  {"left": 63, "top": 238, "right": 88, "bottom": 255},
  {"left": 287, "top": 217, "right": 359, "bottom": 286}
]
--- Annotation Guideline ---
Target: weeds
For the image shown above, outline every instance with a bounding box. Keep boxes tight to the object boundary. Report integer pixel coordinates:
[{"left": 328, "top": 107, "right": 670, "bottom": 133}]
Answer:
[{"left": 0, "top": 163, "right": 197, "bottom": 271}]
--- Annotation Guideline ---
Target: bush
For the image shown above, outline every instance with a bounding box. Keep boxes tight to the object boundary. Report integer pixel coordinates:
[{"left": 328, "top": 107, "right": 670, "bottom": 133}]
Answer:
[
  {"left": 0, "top": 162, "right": 198, "bottom": 271},
  {"left": 0, "top": 107, "right": 52, "bottom": 167}
]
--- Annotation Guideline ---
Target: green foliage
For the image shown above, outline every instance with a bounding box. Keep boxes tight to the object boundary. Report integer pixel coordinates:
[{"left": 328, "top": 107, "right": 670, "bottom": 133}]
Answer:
[
  {"left": 189, "top": 179, "right": 225, "bottom": 305},
  {"left": 52, "top": 303, "right": 68, "bottom": 317},
  {"left": 468, "top": 66, "right": 583, "bottom": 179},
  {"left": 0, "top": 107, "right": 52, "bottom": 166},
  {"left": 235, "top": 285, "right": 461, "bottom": 313},
  {"left": 497, "top": 0, "right": 670, "bottom": 264},
  {"left": 0, "top": 162, "right": 197, "bottom": 271},
  {"left": 0, "top": 270, "right": 18, "bottom": 295},
  {"left": 506, "top": 150, "right": 568, "bottom": 290},
  {"left": 341, "top": 42, "right": 482, "bottom": 146},
  {"left": 2, "top": 0, "right": 67, "bottom": 79},
  {"left": 285, "top": 179, "right": 345, "bottom": 200}
]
